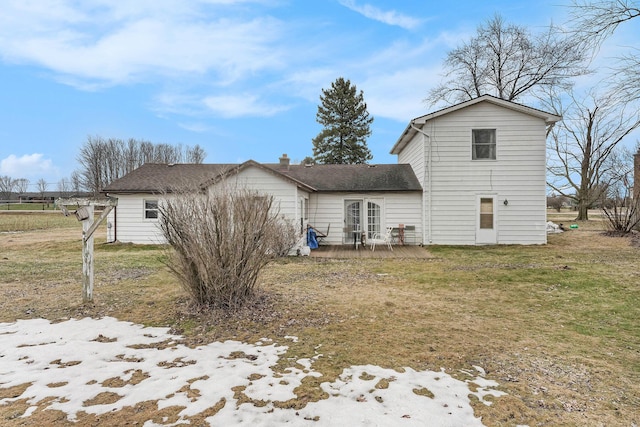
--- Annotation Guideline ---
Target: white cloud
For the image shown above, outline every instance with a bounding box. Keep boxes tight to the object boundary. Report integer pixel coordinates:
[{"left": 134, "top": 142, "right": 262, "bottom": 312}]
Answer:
[
  {"left": 0, "top": 154, "right": 57, "bottom": 179},
  {"left": 363, "top": 66, "right": 442, "bottom": 121},
  {"left": 203, "top": 94, "right": 289, "bottom": 118},
  {"left": 0, "top": 0, "right": 463, "bottom": 125},
  {"left": 338, "top": 0, "right": 422, "bottom": 30},
  {"left": 177, "top": 121, "right": 211, "bottom": 133},
  {"left": 0, "top": 1, "right": 285, "bottom": 88}
]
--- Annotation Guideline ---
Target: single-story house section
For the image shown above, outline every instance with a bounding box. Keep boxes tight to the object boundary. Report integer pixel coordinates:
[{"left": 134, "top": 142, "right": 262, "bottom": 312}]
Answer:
[
  {"left": 102, "top": 159, "right": 423, "bottom": 245},
  {"left": 102, "top": 94, "right": 560, "bottom": 246}
]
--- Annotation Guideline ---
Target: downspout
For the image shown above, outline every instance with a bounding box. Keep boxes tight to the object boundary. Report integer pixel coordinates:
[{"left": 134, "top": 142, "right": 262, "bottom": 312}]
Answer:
[
  {"left": 410, "top": 122, "right": 432, "bottom": 244},
  {"left": 105, "top": 193, "right": 117, "bottom": 243}
]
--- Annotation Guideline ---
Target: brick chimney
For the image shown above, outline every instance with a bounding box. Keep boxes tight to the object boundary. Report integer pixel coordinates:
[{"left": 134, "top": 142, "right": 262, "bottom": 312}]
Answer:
[{"left": 279, "top": 153, "right": 290, "bottom": 169}]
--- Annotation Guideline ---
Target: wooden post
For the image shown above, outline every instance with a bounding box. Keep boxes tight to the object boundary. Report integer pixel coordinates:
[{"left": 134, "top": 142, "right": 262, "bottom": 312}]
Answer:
[
  {"left": 82, "top": 205, "right": 95, "bottom": 302},
  {"left": 55, "top": 197, "right": 117, "bottom": 303}
]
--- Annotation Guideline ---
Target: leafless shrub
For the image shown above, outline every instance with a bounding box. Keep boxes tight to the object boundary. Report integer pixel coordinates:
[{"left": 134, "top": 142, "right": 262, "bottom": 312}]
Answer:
[
  {"left": 157, "top": 185, "right": 297, "bottom": 309},
  {"left": 600, "top": 145, "right": 640, "bottom": 233},
  {"left": 601, "top": 188, "right": 640, "bottom": 234}
]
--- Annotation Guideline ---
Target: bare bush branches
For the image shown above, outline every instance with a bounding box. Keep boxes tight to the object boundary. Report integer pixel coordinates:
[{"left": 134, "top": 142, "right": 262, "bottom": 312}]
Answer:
[
  {"left": 600, "top": 146, "right": 640, "bottom": 232},
  {"left": 158, "top": 185, "right": 297, "bottom": 309},
  {"left": 601, "top": 196, "right": 640, "bottom": 233}
]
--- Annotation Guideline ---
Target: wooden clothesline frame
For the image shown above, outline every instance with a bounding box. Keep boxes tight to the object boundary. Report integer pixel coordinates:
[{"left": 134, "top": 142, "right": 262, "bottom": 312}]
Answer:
[{"left": 55, "top": 197, "right": 118, "bottom": 303}]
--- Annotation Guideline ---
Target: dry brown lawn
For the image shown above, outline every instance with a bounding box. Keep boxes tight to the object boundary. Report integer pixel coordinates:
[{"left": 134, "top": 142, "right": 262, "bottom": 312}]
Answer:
[{"left": 0, "top": 210, "right": 638, "bottom": 426}]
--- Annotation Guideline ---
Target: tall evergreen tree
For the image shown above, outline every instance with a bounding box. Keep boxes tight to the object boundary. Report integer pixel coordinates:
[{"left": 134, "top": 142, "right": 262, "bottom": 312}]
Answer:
[{"left": 312, "top": 77, "right": 374, "bottom": 164}]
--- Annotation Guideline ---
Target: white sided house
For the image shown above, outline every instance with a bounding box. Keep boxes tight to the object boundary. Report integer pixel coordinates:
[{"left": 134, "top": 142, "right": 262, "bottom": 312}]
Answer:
[
  {"left": 102, "top": 95, "right": 559, "bottom": 246},
  {"left": 392, "top": 95, "right": 560, "bottom": 245},
  {"left": 102, "top": 160, "right": 423, "bottom": 245}
]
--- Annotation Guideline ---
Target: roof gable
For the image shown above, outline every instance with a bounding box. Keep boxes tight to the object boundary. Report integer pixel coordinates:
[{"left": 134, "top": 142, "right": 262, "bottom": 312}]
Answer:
[
  {"left": 390, "top": 94, "right": 562, "bottom": 155},
  {"left": 200, "top": 160, "right": 317, "bottom": 192}
]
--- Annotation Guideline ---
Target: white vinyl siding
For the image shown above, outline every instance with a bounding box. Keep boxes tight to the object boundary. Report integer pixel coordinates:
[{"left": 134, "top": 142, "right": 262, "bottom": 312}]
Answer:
[
  {"left": 307, "top": 192, "right": 423, "bottom": 245},
  {"left": 209, "top": 166, "right": 299, "bottom": 221},
  {"left": 423, "top": 101, "right": 547, "bottom": 245},
  {"left": 110, "top": 166, "right": 308, "bottom": 244},
  {"left": 107, "top": 194, "right": 166, "bottom": 244},
  {"left": 397, "top": 135, "right": 425, "bottom": 186}
]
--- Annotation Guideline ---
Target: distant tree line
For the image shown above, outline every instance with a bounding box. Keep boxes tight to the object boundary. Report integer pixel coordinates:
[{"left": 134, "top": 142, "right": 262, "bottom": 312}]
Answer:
[
  {"left": 77, "top": 136, "right": 206, "bottom": 195},
  {"left": 1, "top": 137, "right": 206, "bottom": 201}
]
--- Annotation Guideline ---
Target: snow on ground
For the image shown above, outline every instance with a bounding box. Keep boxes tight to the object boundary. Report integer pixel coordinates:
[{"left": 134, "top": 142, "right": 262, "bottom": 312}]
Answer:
[{"left": 0, "top": 317, "right": 505, "bottom": 426}]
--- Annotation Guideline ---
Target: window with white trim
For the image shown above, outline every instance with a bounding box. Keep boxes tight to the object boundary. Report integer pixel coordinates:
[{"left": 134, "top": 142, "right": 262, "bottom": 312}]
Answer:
[
  {"left": 472, "top": 129, "right": 496, "bottom": 160},
  {"left": 479, "top": 198, "right": 494, "bottom": 229},
  {"left": 144, "top": 199, "right": 159, "bottom": 219}
]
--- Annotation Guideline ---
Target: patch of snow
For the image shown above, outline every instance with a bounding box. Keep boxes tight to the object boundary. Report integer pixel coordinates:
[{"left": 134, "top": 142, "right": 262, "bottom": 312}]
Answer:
[
  {"left": 473, "top": 365, "right": 486, "bottom": 376},
  {"left": 0, "top": 318, "right": 506, "bottom": 426}
]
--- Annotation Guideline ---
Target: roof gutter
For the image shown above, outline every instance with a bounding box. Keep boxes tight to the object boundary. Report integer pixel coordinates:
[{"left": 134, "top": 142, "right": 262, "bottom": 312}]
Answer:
[{"left": 410, "top": 122, "right": 432, "bottom": 244}]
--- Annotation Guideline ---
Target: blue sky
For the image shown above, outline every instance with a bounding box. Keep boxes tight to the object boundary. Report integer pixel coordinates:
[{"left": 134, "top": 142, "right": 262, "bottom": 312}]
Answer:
[{"left": 0, "top": 0, "right": 635, "bottom": 190}]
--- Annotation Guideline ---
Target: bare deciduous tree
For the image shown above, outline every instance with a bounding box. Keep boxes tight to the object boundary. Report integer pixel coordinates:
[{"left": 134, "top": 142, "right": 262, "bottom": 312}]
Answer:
[
  {"left": 57, "top": 178, "right": 71, "bottom": 198},
  {"left": 0, "top": 176, "right": 15, "bottom": 201},
  {"left": 568, "top": 1, "right": 640, "bottom": 101},
  {"left": 615, "top": 53, "right": 640, "bottom": 101},
  {"left": 77, "top": 136, "right": 206, "bottom": 194},
  {"left": 158, "top": 185, "right": 297, "bottom": 309},
  {"left": 37, "top": 179, "right": 48, "bottom": 207},
  {"left": 186, "top": 145, "right": 206, "bottom": 163},
  {"left": 427, "top": 14, "right": 587, "bottom": 105},
  {"left": 547, "top": 194, "right": 569, "bottom": 212},
  {"left": 71, "top": 171, "right": 83, "bottom": 193},
  {"left": 546, "top": 89, "right": 640, "bottom": 220},
  {"left": 568, "top": 0, "right": 639, "bottom": 49},
  {"left": 14, "top": 178, "right": 29, "bottom": 194}
]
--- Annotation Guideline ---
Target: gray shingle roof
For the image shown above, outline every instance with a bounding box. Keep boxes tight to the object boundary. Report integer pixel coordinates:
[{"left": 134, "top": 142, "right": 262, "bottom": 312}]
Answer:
[
  {"left": 102, "top": 163, "right": 234, "bottom": 193},
  {"left": 266, "top": 163, "right": 422, "bottom": 192},
  {"left": 102, "top": 162, "right": 422, "bottom": 193}
]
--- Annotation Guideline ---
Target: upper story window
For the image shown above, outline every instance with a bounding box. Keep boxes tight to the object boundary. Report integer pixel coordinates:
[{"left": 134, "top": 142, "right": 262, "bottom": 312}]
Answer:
[
  {"left": 144, "top": 199, "right": 159, "bottom": 219},
  {"left": 472, "top": 129, "right": 496, "bottom": 160}
]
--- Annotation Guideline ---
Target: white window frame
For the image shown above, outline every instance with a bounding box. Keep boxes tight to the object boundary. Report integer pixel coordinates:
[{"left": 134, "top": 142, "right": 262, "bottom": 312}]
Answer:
[
  {"left": 143, "top": 199, "right": 159, "bottom": 220},
  {"left": 472, "top": 128, "right": 497, "bottom": 160}
]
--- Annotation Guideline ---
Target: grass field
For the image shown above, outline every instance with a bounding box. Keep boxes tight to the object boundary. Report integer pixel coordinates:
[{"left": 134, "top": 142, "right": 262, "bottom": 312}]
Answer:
[
  {"left": 0, "top": 211, "right": 638, "bottom": 426},
  {"left": 0, "top": 203, "right": 57, "bottom": 212}
]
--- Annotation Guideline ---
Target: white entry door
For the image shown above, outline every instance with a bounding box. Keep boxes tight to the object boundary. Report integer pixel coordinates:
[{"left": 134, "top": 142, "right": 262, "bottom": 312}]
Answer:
[{"left": 476, "top": 195, "right": 497, "bottom": 244}]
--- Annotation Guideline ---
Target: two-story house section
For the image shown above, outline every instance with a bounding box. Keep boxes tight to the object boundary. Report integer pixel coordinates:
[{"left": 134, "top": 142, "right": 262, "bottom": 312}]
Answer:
[{"left": 391, "top": 95, "right": 561, "bottom": 245}]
